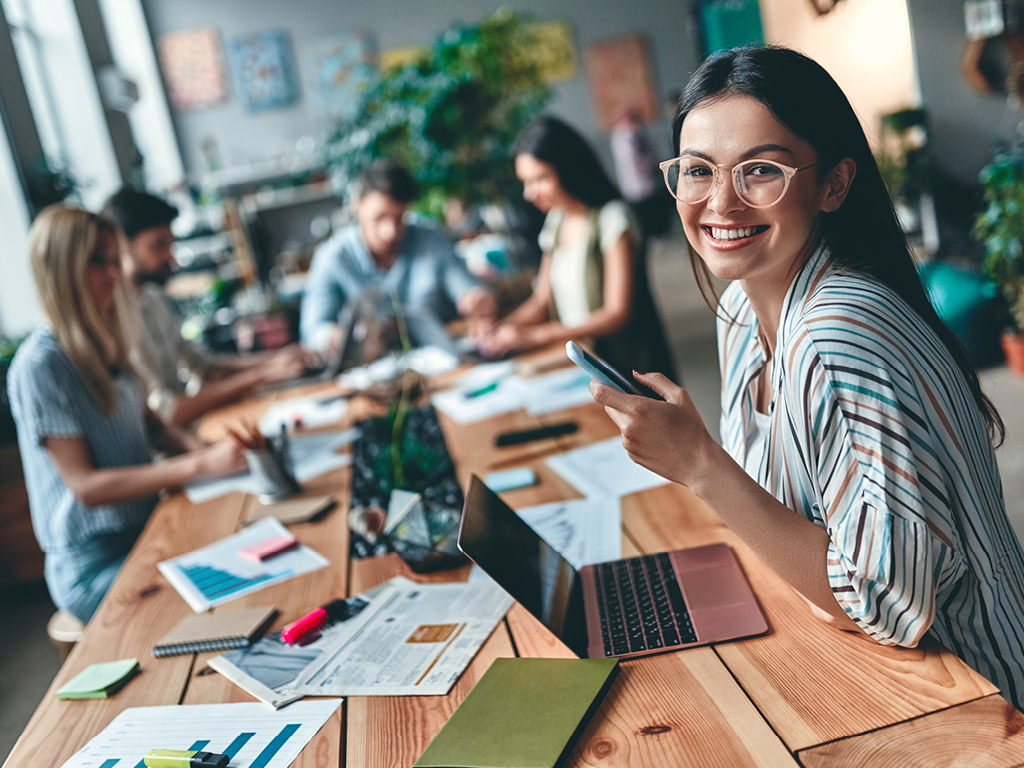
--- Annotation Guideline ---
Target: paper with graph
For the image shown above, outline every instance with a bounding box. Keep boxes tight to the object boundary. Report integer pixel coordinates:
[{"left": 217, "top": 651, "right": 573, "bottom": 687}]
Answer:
[
  {"left": 59, "top": 699, "right": 340, "bottom": 768},
  {"left": 158, "top": 518, "right": 328, "bottom": 612},
  {"left": 515, "top": 497, "right": 622, "bottom": 569}
]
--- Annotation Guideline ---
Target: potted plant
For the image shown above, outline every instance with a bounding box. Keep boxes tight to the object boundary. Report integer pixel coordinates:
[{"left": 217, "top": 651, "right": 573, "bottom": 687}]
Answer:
[
  {"left": 974, "top": 139, "right": 1024, "bottom": 374},
  {"left": 322, "top": 8, "right": 551, "bottom": 221}
]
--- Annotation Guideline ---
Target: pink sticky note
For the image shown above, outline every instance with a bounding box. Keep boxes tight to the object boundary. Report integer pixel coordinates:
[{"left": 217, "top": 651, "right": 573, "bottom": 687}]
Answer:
[{"left": 238, "top": 534, "right": 299, "bottom": 562}]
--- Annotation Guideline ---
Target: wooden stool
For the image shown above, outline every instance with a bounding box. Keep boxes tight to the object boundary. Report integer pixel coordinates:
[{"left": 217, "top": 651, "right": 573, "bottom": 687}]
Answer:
[{"left": 46, "top": 610, "right": 84, "bottom": 662}]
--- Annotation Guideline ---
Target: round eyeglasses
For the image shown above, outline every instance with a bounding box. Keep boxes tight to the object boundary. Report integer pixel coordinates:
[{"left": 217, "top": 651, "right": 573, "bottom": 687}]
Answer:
[{"left": 658, "top": 156, "right": 818, "bottom": 209}]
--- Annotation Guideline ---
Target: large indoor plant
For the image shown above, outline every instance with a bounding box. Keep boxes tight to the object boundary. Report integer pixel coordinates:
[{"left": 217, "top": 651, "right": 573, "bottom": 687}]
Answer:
[
  {"left": 322, "top": 8, "right": 551, "bottom": 220},
  {"left": 974, "top": 139, "right": 1024, "bottom": 374}
]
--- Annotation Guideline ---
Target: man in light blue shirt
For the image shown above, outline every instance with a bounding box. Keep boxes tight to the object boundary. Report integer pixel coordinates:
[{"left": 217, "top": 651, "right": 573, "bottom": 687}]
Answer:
[{"left": 300, "top": 159, "right": 496, "bottom": 352}]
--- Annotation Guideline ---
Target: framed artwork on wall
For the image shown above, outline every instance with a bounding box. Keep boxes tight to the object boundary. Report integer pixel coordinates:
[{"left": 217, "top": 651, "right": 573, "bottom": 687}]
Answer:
[
  {"left": 585, "top": 34, "right": 658, "bottom": 130},
  {"left": 157, "top": 27, "right": 229, "bottom": 111},
  {"left": 227, "top": 29, "right": 300, "bottom": 113},
  {"left": 304, "top": 31, "right": 379, "bottom": 126}
]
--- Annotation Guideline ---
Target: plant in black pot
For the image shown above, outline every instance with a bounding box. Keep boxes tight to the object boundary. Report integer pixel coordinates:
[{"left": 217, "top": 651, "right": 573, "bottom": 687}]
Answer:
[{"left": 347, "top": 296, "right": 466, "bottom": 571}]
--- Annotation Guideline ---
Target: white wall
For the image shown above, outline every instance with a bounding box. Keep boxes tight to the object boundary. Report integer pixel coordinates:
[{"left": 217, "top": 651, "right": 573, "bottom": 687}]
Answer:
[
  {"left": 99, "top": 0, "right": 185, "bottom": 191},
  {"left": 139, "top": 0, "right": 700, "bottom": 180},
  {"left": 0, "top": 134, "right": 38, "bottom": 337},
  {"left": 760, "top": 0, "right": 919, "bottom": 149}
]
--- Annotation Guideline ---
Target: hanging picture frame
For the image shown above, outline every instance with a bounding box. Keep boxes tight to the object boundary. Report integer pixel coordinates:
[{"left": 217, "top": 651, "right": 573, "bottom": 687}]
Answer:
[{"left": 227, "top": 29, "right": 300, "bottom": 113}]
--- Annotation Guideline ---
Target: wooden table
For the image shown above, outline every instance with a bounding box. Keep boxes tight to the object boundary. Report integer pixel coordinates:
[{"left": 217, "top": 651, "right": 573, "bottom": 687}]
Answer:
[{"left": 6, "top": 366, "right": 1024, "bottom": 768}]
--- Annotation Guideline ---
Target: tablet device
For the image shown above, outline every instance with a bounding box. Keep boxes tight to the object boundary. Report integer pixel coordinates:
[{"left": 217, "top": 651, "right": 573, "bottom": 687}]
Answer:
[{"left": 565, "top": 341, "right": 648, "bottom": 397}]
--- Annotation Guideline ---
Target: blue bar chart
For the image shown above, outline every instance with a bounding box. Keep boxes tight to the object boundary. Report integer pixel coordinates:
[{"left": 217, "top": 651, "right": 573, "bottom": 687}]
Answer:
[
  {"left": 156, "top": 518, "right": 328, "bottom": 611},
  {"left": 62, "top": 701, "right": 340, "bottom": 768},
  {"left": 177, "top": 563, "right": 281, "bottom": 601}
]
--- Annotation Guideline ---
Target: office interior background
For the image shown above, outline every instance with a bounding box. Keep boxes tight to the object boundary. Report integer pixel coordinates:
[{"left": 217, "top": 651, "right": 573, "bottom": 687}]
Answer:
[{"left": 3, "top": 0, "right": 1024, "bottom": 758}]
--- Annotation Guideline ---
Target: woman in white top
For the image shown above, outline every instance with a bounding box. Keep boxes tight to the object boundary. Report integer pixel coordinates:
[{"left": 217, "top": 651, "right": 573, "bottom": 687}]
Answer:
[{"left": 479, "top": 117, "right": 673, "bottom": 377}]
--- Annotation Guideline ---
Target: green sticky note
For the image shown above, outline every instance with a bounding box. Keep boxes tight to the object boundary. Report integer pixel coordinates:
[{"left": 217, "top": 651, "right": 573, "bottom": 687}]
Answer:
[
  {"left": 56, "top": 658, "right": 139, "bottom": 700},
  {"left": 414, "top": 657, "right": 619, "bottom": 768}
]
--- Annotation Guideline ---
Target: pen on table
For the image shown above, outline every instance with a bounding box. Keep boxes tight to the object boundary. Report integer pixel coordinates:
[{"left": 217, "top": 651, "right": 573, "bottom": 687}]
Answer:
[
  {"left": 281, "top": 599, "right": 350, "bottom": 644},
  {"left": 143, "top": 749, "right": 229, "bottom": 768},
  {"left": 464, "top": 381, "right": 499, "bottom": 399}
]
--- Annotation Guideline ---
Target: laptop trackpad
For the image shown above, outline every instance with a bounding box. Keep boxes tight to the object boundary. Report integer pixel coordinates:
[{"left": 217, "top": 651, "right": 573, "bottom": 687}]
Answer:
[{"left": 680, "top": 566, "right": 753, "bottom": 611}]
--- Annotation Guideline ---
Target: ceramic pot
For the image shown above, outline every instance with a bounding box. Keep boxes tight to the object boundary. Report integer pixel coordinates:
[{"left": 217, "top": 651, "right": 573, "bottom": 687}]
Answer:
[{"left": 1001, "top": 332, "right": 1024, "bottom": 376}]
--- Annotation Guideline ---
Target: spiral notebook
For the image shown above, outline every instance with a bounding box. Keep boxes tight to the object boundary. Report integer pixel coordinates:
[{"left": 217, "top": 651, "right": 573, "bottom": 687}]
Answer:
[{"left": 152, "top": 606, "right": 277, "bottom": 657}]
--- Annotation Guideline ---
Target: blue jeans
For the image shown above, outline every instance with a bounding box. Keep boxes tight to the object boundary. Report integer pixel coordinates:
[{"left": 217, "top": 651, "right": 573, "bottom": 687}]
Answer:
[{"left": 44, "top": 528, "right": 140, "bottom": 623}]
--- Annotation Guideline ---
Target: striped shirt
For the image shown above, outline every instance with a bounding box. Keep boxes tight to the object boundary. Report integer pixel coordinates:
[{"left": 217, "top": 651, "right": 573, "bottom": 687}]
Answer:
[
  {"left": 719, "top": 244, "right": 1024, "bottom": 708},
  {"left": 7, "top": 327, "right": 157, "bottom": 553}
]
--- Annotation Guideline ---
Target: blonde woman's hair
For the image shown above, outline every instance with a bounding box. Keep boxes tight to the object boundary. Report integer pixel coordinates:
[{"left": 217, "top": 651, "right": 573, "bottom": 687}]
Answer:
[{"left": 29, "top": 205, "right": 138, "bottom": 413}]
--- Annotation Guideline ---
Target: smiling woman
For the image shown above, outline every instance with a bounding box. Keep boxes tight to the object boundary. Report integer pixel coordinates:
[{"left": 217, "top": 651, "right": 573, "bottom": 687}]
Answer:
[{"left": 592, "top": 46, "right": 1024, "bottom": 711}]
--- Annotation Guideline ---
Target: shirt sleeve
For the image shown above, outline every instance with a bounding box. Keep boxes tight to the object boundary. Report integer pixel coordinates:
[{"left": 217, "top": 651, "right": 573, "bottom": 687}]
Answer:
[
  {"left": 18, "top": 352, "right": 84, "bottom": 445},
  {"left": 796, "top": 334, "right": 965, "bottom": 647},
  {"left": 435, "top": 228, "right": 484, "bottom": 304},
  {"left": 300, "top": 236, "right": 348, "bottom": 350},
  {"left": 598, "top": 201, "right": 639, "bottom": 252},
  {"left": 538, "top": 210, "right": 561, "bottom": 252}
]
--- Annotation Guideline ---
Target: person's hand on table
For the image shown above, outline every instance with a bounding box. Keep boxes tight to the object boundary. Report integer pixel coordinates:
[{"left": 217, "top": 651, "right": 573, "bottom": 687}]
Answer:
[
  {"left": 193, "top": 438, "right": 247, "bottom": 479},
  {"left": 458, "top": 287, "right": 498, "bottom": 322},
  {"left": 260, "top": 345, "right": 307, "bottom": 383},
  {"left": 590, "top": 370, "right": 718, "bottom": 488},
  {"left": 477, "top": 322, "right": 555, "bottom": 358}
]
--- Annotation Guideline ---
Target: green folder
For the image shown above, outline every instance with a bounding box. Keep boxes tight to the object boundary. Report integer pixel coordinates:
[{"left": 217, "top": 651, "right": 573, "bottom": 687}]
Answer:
[
  {"left": 56, "top": 658, "right": 139, "bottom": 700},
  {"left": 414, "top": 657, "right": 619, "bottom": 768}
]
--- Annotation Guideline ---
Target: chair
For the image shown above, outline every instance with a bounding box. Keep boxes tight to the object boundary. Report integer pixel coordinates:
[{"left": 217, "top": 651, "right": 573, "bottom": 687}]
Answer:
[{"left": 46, "top": 609, "right": 84, "bottom": 662}]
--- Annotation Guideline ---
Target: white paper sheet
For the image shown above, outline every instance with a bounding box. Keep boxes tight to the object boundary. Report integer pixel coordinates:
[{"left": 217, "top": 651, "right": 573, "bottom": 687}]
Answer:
[
  {"left": 546, "top": 437, "right": 669, "bottom": 498},
  {"left": 522, "top": 368, "right": 595, "bottom": 415},
  {"left": 431, "top": 376, "right": 531, "bottom": 423},
  {"left": 59, "top": 699, "right": 340, "bottom": 768},
  {"left": 515, "top": 497, "right": 622, "bottom": 569},
  {"left": 291, "top": 581, "right": 512, "bottom": 696},
  {"left": 157, "top": 518, "right": 329, "bottom": 612},
  {"left": 184, "top": 429, "right": 358, "bottom": 504},
  {"left": 259, "top": 395, "right": 348, "bottom": 433}
]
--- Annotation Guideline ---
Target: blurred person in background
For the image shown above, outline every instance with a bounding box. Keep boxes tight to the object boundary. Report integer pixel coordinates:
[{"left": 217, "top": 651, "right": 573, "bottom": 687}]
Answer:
[
  {"left": 478, "top": 116, "right": 674, "bottom": 377},
  {"left": 102, "top": 188, "right": 309, "bottom": 426}
]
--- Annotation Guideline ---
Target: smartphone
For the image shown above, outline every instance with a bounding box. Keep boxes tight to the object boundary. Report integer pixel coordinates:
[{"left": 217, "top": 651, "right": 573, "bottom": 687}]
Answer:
[{"left": 565, "top": 340, "right": 651, "bottom": 397}]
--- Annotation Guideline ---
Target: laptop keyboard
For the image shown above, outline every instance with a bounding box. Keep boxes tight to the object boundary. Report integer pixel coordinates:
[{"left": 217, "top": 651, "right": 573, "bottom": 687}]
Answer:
[{"left": 595, "top": 553, "right": 697, "bottom": 656}]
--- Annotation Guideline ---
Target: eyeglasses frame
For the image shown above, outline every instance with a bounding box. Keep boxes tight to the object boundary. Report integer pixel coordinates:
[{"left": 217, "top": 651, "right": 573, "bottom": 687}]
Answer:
[{"left": 658, "top": 156, "right": 820, "bottom": 209}]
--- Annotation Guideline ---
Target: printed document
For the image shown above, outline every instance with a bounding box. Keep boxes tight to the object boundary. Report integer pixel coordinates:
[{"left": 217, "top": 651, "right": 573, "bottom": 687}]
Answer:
[
  {"left": 292, "top": 581, "right": 513, "bottom": 696},
  {"left": 516, "top": 497, "right": 622, "bottom": 569},
  {"left": 546, "top": 437, "right": 669, "bottom": 498}
]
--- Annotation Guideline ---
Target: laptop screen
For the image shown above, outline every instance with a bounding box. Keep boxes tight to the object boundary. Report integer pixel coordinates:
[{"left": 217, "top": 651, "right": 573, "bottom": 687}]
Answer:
[{"left": 458, "top": 476, "right": 588, "bottom": 657}]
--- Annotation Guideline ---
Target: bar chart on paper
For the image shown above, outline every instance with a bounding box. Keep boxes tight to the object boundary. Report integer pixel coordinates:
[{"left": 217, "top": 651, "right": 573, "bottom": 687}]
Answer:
[
  {"left": 157, "top": 518, "right": 328, "bottom": 612},
  {"left": 60, "top": 700, "right": 340, "bottom": 768}
]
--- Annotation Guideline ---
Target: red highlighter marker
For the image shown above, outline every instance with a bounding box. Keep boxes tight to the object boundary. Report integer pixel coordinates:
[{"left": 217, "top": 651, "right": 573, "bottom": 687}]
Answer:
[{"left": 281, "top": 599, "right": 348, "bottom": 644}]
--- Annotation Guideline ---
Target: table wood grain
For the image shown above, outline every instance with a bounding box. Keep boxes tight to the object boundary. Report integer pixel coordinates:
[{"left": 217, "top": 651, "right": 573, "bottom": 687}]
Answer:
[
  {"left": 797, "top": 694, "right": 1024, "bottom": 767},
  {"left": 5, "top": 364, "right": 1018, "bottom": 768}
]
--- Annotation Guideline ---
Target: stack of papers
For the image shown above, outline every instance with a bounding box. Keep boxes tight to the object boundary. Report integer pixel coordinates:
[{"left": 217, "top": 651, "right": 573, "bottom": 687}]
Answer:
[
  {"left": 209, "top": 576, "right": 513, "bottom": 706},
  {"left": 292, "top": 578, "right": 512, "bottom": 697},
  {"left": 56, "top": 659, "right": 139, "bottom": 700}
]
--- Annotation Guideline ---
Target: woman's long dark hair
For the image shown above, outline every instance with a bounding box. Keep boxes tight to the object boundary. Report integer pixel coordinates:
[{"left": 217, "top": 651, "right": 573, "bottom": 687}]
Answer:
[
  {"left": 513, "top": 116, "right": 620, "bottom": 209},
  {"left": 673, "top": 46, "right": 1003, "bottom": 445}
]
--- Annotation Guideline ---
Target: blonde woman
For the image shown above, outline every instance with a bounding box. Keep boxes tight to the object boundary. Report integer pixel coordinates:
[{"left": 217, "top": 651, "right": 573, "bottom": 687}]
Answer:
[{"left": 7, "top": 205, "right": 245, "bottom": 622}]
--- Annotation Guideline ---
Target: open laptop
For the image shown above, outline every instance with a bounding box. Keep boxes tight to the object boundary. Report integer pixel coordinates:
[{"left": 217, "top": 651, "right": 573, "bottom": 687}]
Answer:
[{"left": 458, "top": 477, "right": 768, "bottom": 659}]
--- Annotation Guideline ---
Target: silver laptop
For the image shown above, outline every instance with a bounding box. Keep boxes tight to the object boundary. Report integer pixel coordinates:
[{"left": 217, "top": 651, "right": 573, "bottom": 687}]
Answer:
[{"left": 458, "top": 476, "right": 768, "bottom": 659}]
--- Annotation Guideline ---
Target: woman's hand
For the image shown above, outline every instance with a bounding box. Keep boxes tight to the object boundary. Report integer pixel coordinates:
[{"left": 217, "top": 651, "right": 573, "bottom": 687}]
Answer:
[
  {"left": 590, "top": 371, "right": 719, "bottom": 489},
  {"left": 477, "top": 322, "right": 553, "bottom": 357},
  {"left": 193, "top": 439, "right": 247, "bottom": 479}
]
